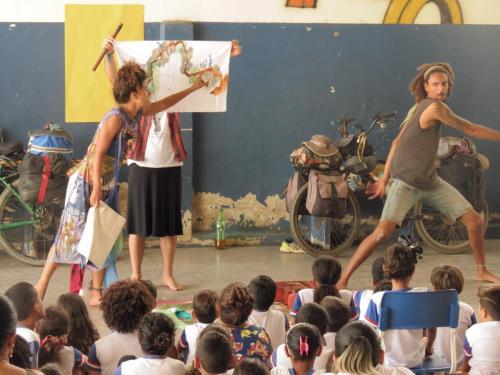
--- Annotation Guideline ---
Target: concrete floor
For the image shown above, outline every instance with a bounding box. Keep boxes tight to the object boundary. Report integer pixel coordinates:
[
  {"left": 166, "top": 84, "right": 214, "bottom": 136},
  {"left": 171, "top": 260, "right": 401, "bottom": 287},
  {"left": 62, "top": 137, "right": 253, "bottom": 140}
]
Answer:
[{"left": 1, "top": 241, "right": 499, "bottom": 335}]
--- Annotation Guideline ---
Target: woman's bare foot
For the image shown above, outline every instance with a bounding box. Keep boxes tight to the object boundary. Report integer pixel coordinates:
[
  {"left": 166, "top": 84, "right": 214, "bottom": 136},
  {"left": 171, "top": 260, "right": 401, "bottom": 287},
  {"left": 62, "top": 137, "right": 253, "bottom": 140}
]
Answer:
[
  {"left": 476, "top": 267, "right": 500, "bottom": 283},
  {"left": 161, "top": 276, "right": 183, "bottom": 291},
  {"left": 89, "top": 288, "right": 103, "bottom": 307}
]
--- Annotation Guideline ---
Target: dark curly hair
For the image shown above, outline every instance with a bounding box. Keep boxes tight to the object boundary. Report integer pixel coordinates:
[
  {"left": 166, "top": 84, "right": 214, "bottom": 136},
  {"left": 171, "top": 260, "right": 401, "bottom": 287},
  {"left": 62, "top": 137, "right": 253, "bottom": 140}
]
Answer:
[
  {"left": 113, "top": 62, "right": 147, "bottom": 104},
  {"left": 312, "top": 256, "right": 342, "bottom": 303},
  {"left": 320, "top": 296, "right": 351, "bottom": 333},
  {"left": 430, "top": 265, "right": 464, "bottom": 294},
  {"left": 248, "top": 275, "right": 276, "bottom": 312},
  {"left": 383, "top": 244, "right": 418, "bottom": 280},
  {"left": 38, "top": 306, "right": 70, "bottom": 368},
  {"left": 138, "top": 312, "right": 175, "bottom": 356},
  {"left": 219, "top": 283, "right": 254, "bottom": 327},
  {"left": 193, "top": 290, "right": 218, "bottom": 323},
  {"left": 57, "top": 293, "right": 99, "bottom": 355},
  {"left": 409, "top": 62, "right": 455, "bottom": 103},
  {"left": 100, "top": 279, "right": 155, "bottom": 333}
]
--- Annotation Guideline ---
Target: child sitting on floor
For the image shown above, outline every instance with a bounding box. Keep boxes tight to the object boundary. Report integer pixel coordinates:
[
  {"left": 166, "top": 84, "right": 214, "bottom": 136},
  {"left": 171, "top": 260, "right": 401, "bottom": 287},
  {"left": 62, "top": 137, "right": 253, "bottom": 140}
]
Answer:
[
  {"left": 353, "top": 257, "right": 392, "bottom": 321},
  {"left": 87, "top": 279, "right": 155, "bottom": 375},
  {"left": 463, "top": 285, "right": 500, "bottom": 375},
  {"left": 56, "top": 293, "right": 99, "bottom": 356},
  {"left": 5, "top": 282, "right": 45, "bottom": 369},
  {"left": 273, "top": 302, "right": 333, "bottom": 371},
  {"left": 113, "top": 312, "right": 185, "bottom": 375},
  {"left": 177, "top": 289, "right": 218, "bottom": 365},
  {"left": 219, "top": 282, "right": 272, "bottom": 365},
  {"left": 364, "top": 244, "right": 432, "bottom": 368},
  {"left": 331, "top": 321, "right": 413, "bottom": 375},
  {"left": 271, "top": 323, "right": 323, "bottom": 375},
  {"left": 37, "top": 306, "right": 87, "bottom": 375},
  {"left": 320, "top": 296, "right": 351, "bottom": 349},
  {"left": 291, "top": 256, "right": 355, "bottom": 318},
  {"left": 430, "top": 265, "right": 476, "bottom": 368},
  {"left": 194, "top": 326, "right": 233, "bottom": 375},
  {"left": 248, "top": 275, "right": 290, "bottom": 349}
]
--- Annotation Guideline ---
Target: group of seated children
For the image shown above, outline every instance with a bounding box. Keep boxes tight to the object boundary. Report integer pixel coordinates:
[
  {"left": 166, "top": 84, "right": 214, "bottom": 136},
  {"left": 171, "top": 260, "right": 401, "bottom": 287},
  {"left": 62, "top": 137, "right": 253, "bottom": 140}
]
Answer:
[{"left": 1, "top": 244, "right": 500, "bottom": 375}]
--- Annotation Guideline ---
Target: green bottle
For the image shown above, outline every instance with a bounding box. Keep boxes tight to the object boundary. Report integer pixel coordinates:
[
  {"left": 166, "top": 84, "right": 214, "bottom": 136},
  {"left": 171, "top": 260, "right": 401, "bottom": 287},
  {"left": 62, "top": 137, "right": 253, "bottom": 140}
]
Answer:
[{"left": 215, "top": 207, "right": 226, "bottom": 249}]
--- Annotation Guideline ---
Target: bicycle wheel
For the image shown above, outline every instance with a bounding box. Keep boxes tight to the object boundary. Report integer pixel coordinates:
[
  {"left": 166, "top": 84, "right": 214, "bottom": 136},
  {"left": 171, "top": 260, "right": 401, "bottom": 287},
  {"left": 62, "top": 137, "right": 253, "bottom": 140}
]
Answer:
[
  {"left": 0, "top": 179, "right": 63, "bottom": 266},
  {"left": 290, "top": 184, "right": 361, "bottom": 257},
  {"left": 414, "top": 200, "right": 489, "bottom": 254}
]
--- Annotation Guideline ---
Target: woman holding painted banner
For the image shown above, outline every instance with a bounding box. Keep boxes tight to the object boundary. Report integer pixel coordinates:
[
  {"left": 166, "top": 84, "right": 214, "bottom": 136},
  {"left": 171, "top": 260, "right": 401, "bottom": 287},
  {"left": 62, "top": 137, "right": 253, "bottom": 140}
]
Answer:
[
  {"left": 102, "top": 37, "right": 241, "bottom": 291},
  {"left": 35, "top": 59, "right": 204, "bottom": 306}
]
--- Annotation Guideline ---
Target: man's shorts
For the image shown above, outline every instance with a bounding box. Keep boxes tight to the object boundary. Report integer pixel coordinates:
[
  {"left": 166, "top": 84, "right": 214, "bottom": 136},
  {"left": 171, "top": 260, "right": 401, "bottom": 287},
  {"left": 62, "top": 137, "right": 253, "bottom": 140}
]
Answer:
[{"left": 381, "top": 177, "right": 473, "bottom": 226}]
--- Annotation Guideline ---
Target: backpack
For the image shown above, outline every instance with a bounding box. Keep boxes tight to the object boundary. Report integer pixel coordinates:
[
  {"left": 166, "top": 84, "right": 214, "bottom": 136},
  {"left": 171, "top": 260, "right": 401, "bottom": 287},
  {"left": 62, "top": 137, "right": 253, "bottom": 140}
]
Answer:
[
  {"left": 286, "top": 172, "right": 307, "bottom": 214},
  {"left": 305, "top": 170, "right": 348, "bottom": 218},
  {"left": 18, "top": 123, "right": 73, "bottom": 204},
  {"left": 27, "top": 122, "right": 73, "bottom": 160},
  {"left": 438, "top": 154, "right": 485, "bottom": 212}
]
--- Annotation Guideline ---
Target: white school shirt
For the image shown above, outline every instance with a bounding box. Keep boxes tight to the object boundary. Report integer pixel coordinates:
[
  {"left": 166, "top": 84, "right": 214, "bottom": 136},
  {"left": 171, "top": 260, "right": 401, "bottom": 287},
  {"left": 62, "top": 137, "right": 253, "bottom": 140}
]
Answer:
[
  {"left": 249, "top": 309, "right": 289, "bottom": 349},
  {"left": 119, "top": 356, "right": 186, "bottom": 375},
  {"left": 464, "top": 321, "right": 500, "bottom": 375},
  {"left": 364, "top": 287, "right": 428, "bottom": 368},
  {"left": 271, "top": 344, "right": 334, "bottom": 371},
  {"left": 323, "top": 332, "right": 336, "bottom": 350},
  {"left": 290, "top": 288, "right": 353, "bottom": 316},
  {"left": 127, "top": 112, "right": 182, "bottom": 168},
  {"left": 433, "top": 301, "right": 476, "bottom": 367},
  {"left": 179, "top": 322, "right": 209, "bottom": 365},
  {"left": 16, "top": 326, "right": 40, "bottom": 368},
  {"left": 353, "top": 289, "right": 374, "bottom": 322},
  {"left": 89, "top": 332, "right": 144, "bottom": 375}
]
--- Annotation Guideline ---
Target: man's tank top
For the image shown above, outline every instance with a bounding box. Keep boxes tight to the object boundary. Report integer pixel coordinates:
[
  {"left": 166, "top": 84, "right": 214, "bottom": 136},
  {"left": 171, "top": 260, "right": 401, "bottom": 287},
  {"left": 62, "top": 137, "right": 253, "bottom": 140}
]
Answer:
[{"left": 391, "top": 97, "right": 441, "bottom": 190}]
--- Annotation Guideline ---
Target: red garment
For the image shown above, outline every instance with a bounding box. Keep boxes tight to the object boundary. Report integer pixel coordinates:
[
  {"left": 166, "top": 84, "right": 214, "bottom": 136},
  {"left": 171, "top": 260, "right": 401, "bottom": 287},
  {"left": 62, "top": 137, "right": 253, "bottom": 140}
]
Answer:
[{"left": 127, "top": 112, "right": 187, "bottom": 162}]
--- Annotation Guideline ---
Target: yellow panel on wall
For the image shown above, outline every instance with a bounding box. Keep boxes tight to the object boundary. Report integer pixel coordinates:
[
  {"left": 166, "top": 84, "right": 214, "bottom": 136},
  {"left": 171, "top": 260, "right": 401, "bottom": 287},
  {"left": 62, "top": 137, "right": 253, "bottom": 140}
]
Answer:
[{"left": 65, "top": 4, "right": 144, "bottom": 123}]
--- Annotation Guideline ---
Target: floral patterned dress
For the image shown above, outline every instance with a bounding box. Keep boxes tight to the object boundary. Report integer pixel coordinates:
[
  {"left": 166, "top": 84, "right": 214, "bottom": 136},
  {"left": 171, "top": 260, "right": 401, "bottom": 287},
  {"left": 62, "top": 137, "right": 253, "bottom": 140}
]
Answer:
[
  {"left": 51, "top": 108, "right": 139, "bottom": 287},
  {"left": 230, "top": 323, "right": 273, "bottom": 364}
]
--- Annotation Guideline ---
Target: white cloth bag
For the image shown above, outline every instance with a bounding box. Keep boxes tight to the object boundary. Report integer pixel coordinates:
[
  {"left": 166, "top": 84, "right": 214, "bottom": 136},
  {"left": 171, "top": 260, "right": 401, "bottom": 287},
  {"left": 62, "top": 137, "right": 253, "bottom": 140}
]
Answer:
[{"left": 77, "top": 201, "right": 126, "bottom": 268}]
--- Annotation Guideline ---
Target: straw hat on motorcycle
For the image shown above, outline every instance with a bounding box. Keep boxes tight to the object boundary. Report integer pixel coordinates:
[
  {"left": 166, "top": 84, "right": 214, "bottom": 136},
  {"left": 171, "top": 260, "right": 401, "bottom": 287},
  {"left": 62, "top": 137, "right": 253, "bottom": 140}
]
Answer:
[{"left": 303, "top": 135, "right": 339, "bottom": 157}]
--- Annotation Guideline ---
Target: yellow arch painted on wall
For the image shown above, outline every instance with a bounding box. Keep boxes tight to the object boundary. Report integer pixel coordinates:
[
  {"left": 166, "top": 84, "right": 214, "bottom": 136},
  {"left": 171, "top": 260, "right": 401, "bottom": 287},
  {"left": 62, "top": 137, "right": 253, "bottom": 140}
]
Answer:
[{"left": 384, "top": 0, "right": 463, "bottom": 24}]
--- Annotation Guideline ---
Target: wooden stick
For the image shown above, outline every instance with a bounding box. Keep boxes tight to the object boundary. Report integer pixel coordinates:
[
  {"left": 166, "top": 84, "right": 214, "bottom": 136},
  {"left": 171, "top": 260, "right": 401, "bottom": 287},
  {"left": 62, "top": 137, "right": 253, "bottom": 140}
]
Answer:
[{"left": 92, "top": 23, "right": 123, "bottom": 72}]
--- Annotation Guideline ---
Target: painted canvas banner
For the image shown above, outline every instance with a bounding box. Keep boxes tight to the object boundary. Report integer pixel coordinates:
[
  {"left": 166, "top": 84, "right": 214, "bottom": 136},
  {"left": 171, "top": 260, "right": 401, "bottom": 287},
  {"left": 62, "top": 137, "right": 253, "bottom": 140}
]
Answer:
[
  {"left": 115, "top": 41, "right": 232, "bottom": 112},
  {"left": 65, "top": 4, "right": 144, "bottom": 123}
]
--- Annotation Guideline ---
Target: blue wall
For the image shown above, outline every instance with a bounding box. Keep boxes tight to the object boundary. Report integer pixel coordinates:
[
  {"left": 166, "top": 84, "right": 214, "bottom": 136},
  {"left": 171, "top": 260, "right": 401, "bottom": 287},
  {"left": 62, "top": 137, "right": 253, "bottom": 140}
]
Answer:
[{"left": 1, "top": 22, "right": 500, "bottom": 234}]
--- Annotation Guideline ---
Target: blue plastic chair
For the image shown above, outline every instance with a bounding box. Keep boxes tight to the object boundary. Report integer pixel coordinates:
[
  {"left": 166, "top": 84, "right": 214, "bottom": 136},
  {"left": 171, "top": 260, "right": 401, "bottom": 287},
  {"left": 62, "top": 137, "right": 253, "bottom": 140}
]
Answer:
[{"left": 379, "top": 289, "right": 459, "bottom": 374}]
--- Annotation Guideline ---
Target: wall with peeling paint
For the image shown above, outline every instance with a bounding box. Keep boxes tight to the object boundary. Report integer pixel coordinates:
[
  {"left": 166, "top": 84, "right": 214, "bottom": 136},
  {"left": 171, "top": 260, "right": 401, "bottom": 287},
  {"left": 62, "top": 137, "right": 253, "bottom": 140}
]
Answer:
[{"left": 2, "top": 2, "right": 500, "bottom": 244}]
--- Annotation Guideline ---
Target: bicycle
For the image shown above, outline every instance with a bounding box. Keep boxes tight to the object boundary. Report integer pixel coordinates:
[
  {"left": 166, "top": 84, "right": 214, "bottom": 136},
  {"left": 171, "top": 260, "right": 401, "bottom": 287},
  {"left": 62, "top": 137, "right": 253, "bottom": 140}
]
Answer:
[
  {"left": 0, "top": 155, "right": 64, "bottom": 266},
  {"left": 289, "top": 112, "right": 488, "bottom": 256}
]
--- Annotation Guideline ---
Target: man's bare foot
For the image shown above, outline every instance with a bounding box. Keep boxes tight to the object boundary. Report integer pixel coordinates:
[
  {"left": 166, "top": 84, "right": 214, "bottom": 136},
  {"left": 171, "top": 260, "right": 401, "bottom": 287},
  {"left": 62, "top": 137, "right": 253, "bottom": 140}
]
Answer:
[
  {"left": 162, "top": 276, "right": 183, "bottom": 291},
  {"left": 89, "top": 288, "right": 103, "bottom": 307},
  {"left": 131, "top": 272, "right": 142, "bottom": 281},
  {"left": 476, "top": 267, "right": 500, "bottom": 283}
]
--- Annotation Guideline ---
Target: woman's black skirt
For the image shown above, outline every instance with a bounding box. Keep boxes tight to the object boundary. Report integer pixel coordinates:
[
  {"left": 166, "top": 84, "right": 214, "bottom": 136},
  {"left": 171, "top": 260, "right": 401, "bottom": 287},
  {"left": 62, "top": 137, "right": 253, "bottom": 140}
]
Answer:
[{"left": 127, "top": 164, "right": 183, "bottom": 237}]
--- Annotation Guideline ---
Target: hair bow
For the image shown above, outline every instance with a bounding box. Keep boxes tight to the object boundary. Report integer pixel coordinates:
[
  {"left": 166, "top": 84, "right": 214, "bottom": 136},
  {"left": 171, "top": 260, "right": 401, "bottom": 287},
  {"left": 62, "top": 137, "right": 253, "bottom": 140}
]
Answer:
[{"left": 299, "top": 335, "right": 309, "bottom": 356}]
